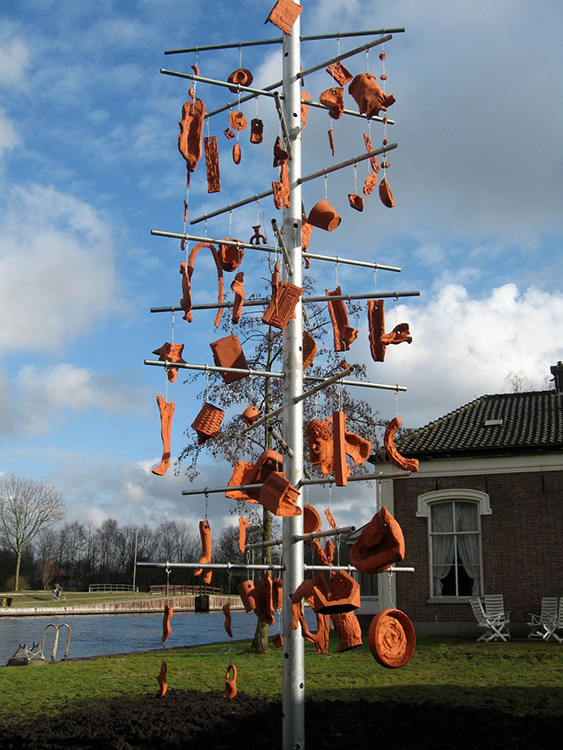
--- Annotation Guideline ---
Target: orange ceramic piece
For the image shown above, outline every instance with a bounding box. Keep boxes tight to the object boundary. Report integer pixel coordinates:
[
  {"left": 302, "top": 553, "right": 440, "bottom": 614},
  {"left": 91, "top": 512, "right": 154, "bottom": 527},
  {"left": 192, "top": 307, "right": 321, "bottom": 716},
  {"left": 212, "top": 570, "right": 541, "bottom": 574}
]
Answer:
[
  {"left": 363, "top": 171, "right": 378, "bottom": 196},
  {"left": 225, "top": 461, "right": 257, "bottom": 503},
  {"left": 232, "top": 142, "right": 241, "bottom": 164},
  {"left": 350, "top": 506, "right": 405, "bottom": 574},
  {"left": 363, "top": 132, "right": 380, "bottom": 173},
  {"left": 312, "top": 570, "right": 360, "bottom": 614},
  {"left": 305, "top": 420, "right": 334, "bottom": 476},
  {"left": 303, "top": 503, "right": 322, "bottom": 537},
  {"left": 250, "top": 118, "right": 264, "bottom": 143},
  {"left": 324, "top": 508, "right": 337, "bottom": 529},
  {"left": 272, "top": 180, "right": 283, "bottom": 209},
  {"left": 241, "top": 406, "right": 259, "bottom": 425},
  {"left": 301, "top": 216, "right": 313, "bottom": 255},
  {"left": 368, "top": 299, "right": 412, "bottom": 362},
  {"left": 326, "top": 286, "right": 359, "bottom": 351},
  {"left": 152, "top": 342, "right": 186, "bottom": 383},
  {"left": 302, "top": 330, "right": 317, "bottom": 370},
  {"left": 246, "top": 450, "right": 284, "bottom": 500},
  {"left": 181, "top": 242, "right": 225, "bottom": 326},
  {"left": 319, "top": 87, "right": 344, "bottom": 119},
  {"left": 227, "top": 68, "right": 253, "bottom": 92},
  {"left": 218, "top": 238, "right": 244, "bottom": 271},
  {"left": 251, "top": 572, "right": 275, "bottom": 625},
  {"left": 259, "top": 471, "right": 302, "bottom": 517},
  {"left": 193, "top": 520, "right": 213, "bottom": 584},
  {"left": 225, "top": 663, "right": 237, "bottom": 699},
  {"left": 204, "top": 135, "right": 220, "bottom": 193},
  {"left": 325, "top": 538, "right": 335, "bottom": 565},
  {"left": 348, "top": 73, "right": 395, "bottom": 118},
  {"left": 379, "top": 177, "right": 395, "bottom": 208},
  {"left": 249, "top": 225, "right": 267, "bottom": 245},
  {"left": 272, "top": 633, "right": 283, "bottom": 649},
  {"left": 273, "top": 135, "right": 289, "bottom": 167},
  {"left": 326, "top": 61, "right": 353, "bottom": 85},
  {"left": 332, "top": 410, "right": 349, "bottom": 486},
  {"left": 384, "top": 417, "right": 419, "bottom": 472},
  {"left": 224, "top": 127, "right": 235, "bottom": 140},
  {"left": 331, "top": 611, "right": 363, "bottom": 651},
  {"left": 237, "top": 580, "right": 256, "bottom": 612},
  {"left": 178, "top": 98, "right": 206, "bottom": 172},
  {"left": 348, "top": 193, "right": 364, "bottom": 211},
  {"left": 156, "top": 659, "right": 168, "bottom": 697},
  {"left": 238, "top": 516, "right": 250, "bottom": 554},
  {"left": 209, "top": 335, "right": 248, "bottom": 383},
  {"left": 328, "top": 128, "right": 335, "bottom": 156},
  {"left": 265, "top": 0, "right": 303, "bottom": 35},
  {"left": 230, "top": 272, "right": 245, "bottom": 324},
  {"left": 223, "top": 600, "right": 233, "bottom": 638},
  {"left": 229, "top": 110, "right": 247, "bottom": 132},
  {"left": 342, "top": 428, "right": 372, "bottom": 468},
  {"left": 152, "top": 396, "right": 175, "bottom": 476},
  {"left": 368, "top": 609, "right": 416, "bottom": 668},
  {"left": 311, "top": 538, "right": 330, "bottom": 566},
  {"left": 300, "top": 91, "right": 311, "bottom": 130},
  {"left": 191, "top": 402, "right": 225, "bottom": 445},
  {"left": 162, "top": 604, "right": 173, "bottom": 643},
  {"left": 308, "top": 200, "right": 341, "bottom": 232},
  {"left": 272, "top": 578, "right": 283, "bottom": 611},
  {"left": 279, "top": 162, "right": 290, "bottom": 208},
  {"left": 262, "top": 280, "right": 303, "bottom": 330}
]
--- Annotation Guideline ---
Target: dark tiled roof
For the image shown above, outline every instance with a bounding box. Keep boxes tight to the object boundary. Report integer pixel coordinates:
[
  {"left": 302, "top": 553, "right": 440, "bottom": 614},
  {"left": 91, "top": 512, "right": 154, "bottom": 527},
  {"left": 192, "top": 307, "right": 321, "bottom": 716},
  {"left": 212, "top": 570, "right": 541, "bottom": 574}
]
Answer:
[{"left": 397, "top": 390, "right": 563, "bottom": 458}]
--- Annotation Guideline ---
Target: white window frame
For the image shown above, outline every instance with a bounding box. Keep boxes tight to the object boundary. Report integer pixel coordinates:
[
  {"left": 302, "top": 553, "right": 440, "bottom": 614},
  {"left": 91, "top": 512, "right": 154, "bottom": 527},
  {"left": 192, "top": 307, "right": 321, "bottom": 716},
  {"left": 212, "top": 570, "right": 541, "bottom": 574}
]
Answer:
[{"left": 416, "top": 489, "right": 491, "bottom": 603}]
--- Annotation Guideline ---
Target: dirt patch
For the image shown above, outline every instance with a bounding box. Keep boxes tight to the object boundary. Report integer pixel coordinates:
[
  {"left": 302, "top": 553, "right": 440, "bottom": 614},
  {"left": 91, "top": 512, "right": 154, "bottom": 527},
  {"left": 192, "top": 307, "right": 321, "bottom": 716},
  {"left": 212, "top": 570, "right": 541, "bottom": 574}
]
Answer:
[{"left": 0, "top": 690, "right": 560, "bottom": 749}]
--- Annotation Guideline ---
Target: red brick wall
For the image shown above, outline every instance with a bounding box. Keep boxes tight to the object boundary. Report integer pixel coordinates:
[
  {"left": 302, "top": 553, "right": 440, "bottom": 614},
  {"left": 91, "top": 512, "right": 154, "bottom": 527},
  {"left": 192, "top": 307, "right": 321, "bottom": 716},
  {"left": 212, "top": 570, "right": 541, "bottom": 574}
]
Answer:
[{"left": 394, "top": 469, "right": 563, "bottom": 624}]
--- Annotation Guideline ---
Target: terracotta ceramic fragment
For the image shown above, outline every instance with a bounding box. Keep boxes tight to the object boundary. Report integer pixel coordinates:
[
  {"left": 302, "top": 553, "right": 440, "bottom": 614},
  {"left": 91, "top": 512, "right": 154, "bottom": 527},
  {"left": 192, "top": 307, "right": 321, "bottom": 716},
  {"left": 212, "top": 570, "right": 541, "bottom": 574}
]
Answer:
[
  {"left": 350, "top": 506, "right": 405, "bottom": 574},
  {"left": 232, "top": 142, "right": 241, "bottom": 164},
  {"left": 326, "top": 286, "right": 359, "bottom": 351},
  {"left": 204, "top": 135, "right": 220, "bottom": 193},
  {"left": 191, "top": 402, "right": 225, "bottom": 445},
  {"left": 152, "top": 396, "right": 175, "bottom": 476},
  {"left": 379, "top": 177, "right": 395, "bottom": 207},
  {"left": 181, "top": 242, "right": 224, "bottom": 326},
  {"left": 343, "top": 429, "right": 372, "bottom": 467},
  {"left": 251, "top": 572, "right": 275, "bottom": 625},
  {"left": 223, "top": 601, "right": 233, "bottom": 638},
  {"left": 162, "top": 604, "right": 173, "bottom": 642},
  {"left": 273, "top": 135, "right": 289, "bottom": 167},
  {"left": 156, "top": 659, "right": 168, "bottom": 697},
  {"left": 272, "top": 633, "right": 283, "bottom": 649},
  {"left": 272, "top": 180, "right": 283, "bottom": 209},
  {"left": 237, "top": 580, "right": 256, "bottom": 612},
  {"left": 312, "top": 570, "right": 361, "bottom": 614},
  {"left": 311, "top": 538, "right": 330, "bottom": 566},
  {"left": 218, "top": 238, "right": 244, "bottom": 272},
  {"left": 249, "top": 225, "right": 267, "bottom": 245},
  {"left": 384, "top": 417, "right": 419, "bottom": 472},
  {"left": 363, "top": 171, "right": 378, "bottom": 196},
  {"left": 302, "top": 330, "right": 317, "bottom": 370},
  {"left": 301, "top": 216, "right": 313, "bottom": 253},
  {"left": 328, "top": 128, "right": 335, "bottom": 156},
  {"left": 272, "top": 578, "right": 283, "bottom": 610},
  {"left": 368, "top": 299, "right": 412, "bottom": 362},
  {"left": 262, "top": 279, "right": 303, "bottom": 330},
  {"left": 229, "top": 111, "right": 247, "bottom": 132},
  {"left": 326, "top": 61, "right": 353, "bottom": 85},
  {"left": 230, "top": 272, "right": 245, "bottom": 324},
  {"left": 209, "top": 335, "right": 248, "bottom": 383},
  {"left": 241, "top": 406, "right": 259, "bottom": 425},
  {"left": 227, "top": 68, "right": 253, "bottom": 93},
  {"left": 363, "top": 132, "right": 380, "bottom": 173},
  {"left": 325, "top": 538, "right": 335, "bottom": 565},
  {"left": 368, "top": 609, "right": 416, "bottom": 668},
  {"left": 152, "top": 342, "right": 186, "bottom": 382},
  {"left": 259, "top": 471, "right": 302, "bottom": 516},
  {"left": 348, "top": 73, "right": 395, "bottom": 118},
  {"left": 265, "top": 0, "right": 303, "bottom": 35},
  {"left": 332, "top": 410, "right": 349, "bottom": 486},
  {"left": 223, "top": 127, "right": 235, "bottom": 140},
  {"left": 303, "top": 503, "right": 322, "bottom": 537},
  {"left": 331, "top": 611, "right": 363, "bottom": 651},
  {"left": 225, "top": 663, "right": 237, "bottom": 699},
  {"left": 225, "top": 461, "right": 257, "bottom": 503},
  {"left": 193, "top": 519, "right": 213, "bottom": 584},
  {"left": 319, "top": 87, "right": 344, "bottom": 119},
  {"left": 246, "top": 450, "right": 284, "bottom": 500},
  {"left": 250, "top": 118, "right": 264, "bottom": 144},
  {"left": 279, "top": 162, "right": 290, "bottom": 208},
  {"left": 292, "top": 575, "right": 331, "bottom": 654},
  {"left": 238, "top": 516, "right": 250, "bottom": 554},
  {"left": 308, "top": 200, "right": 341, "bottom": 232},
  {"left": 324, "top": 508, "right": 337, "bottom": 529},
  {"left": 300, "top": 91, "right": 311, "bottom": 130},
  {"left": 305, "top": 420, "right": 334, "bottom": 476},
  {"left": 348, "top": 193, "right": 364, "bottom": 211},
  {"left": 178, "top": 98, "right": 206, "bottom": 172}
]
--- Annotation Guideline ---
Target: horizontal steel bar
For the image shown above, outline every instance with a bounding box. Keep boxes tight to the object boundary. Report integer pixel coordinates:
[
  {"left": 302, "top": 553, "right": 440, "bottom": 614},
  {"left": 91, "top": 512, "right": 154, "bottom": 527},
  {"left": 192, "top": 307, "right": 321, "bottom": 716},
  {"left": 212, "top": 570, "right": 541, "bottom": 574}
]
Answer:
[
  {"left": 304, "top": 564, "right": 415, "bottom": 572},
  {"left": 163, "top": 29, "right": 405, "bottom": 55},
  {"left": 304, "top": 252, "right": 400, "bottom": 273},
  {"left": 190, "top": 144, "right": 397, "bottom": 224},
  {"left": 161, "top": 69, "right": 281, "bottom": 99},
  {"left": 144, "top": 359, "right": 284, "bottom": 378},
  {"left": 181, "top": 482, "right": 263, "bottom": 497},
  {"left": 294, "top": 366, "right": 353, "bottom": 403},
  {"left": 245, "top": 525, "right": 356, "bottom": 551},
  {"left": 136, "top": 561, "right": 283, "bottom": 571},
  {"left": 297, "top": 471, "right": 412, "bottom": 489}
]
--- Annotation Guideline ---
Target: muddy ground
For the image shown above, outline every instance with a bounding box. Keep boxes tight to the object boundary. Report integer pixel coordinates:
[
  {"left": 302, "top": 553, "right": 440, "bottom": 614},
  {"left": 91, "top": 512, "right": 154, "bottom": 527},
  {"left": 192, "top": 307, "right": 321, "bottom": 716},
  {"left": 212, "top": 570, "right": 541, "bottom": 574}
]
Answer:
[{"left": 0, "top": 689, "right": 559, "bottom": 749}]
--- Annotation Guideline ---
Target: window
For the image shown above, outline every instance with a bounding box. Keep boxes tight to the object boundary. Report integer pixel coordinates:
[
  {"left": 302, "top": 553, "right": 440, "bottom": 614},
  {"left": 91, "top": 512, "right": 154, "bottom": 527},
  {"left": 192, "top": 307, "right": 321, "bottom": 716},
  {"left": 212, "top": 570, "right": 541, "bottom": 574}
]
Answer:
[{"left": 417, "top": 490, "right": 491, "bottom": 600}]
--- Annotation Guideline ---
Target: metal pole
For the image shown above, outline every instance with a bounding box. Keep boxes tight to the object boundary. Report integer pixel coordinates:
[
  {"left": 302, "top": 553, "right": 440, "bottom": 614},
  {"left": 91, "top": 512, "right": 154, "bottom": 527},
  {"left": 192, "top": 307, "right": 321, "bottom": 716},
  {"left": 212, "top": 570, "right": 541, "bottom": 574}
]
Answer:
[{"left": 281, "top": 12, "right": 305, "bottom": 749}]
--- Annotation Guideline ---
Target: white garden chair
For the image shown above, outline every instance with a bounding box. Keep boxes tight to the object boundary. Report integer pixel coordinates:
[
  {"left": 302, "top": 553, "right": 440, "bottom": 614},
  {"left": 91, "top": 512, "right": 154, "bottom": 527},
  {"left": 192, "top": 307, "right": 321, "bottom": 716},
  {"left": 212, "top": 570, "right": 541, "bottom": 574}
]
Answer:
[
  {"left": 541, "top": 597, "right": 563, "bottom": 643},
  {"left": 469, "top": 596, "right": 510, "bottom": 642},
  {"left": 527, "top": 597, "right": 559, "bottom": 639}
]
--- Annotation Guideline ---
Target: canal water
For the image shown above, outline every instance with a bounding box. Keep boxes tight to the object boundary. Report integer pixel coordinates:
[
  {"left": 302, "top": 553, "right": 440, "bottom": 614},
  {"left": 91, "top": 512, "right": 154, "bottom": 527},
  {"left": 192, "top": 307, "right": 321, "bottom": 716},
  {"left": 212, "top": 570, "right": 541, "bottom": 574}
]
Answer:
[{"left": 0, "top": 609, "right": 317, "bottom": 666}]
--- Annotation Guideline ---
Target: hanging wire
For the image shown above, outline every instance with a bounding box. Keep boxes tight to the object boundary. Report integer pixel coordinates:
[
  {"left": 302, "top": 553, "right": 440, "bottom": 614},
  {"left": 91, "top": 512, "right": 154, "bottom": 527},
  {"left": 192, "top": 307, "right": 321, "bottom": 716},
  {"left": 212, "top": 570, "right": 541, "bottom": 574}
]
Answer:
[
  {"left": 365, "top": 47, "right": 370, "bottom": 73},
  {"left": 388, "top": 570, "right": 395, "bottom": 609},
  {"left": 205, "top": 368, "right": 210, "bottom": 403},
  {"left": 376, "top": 477, "right": 382, "bottom": 512},
  {"left": 353, "top": 162, "right": 358, "bottom": 194},
  {"left": 324, "top": 172, "right": 328, "bottom": 199},
  {"left": 204, "top": 489, "right": 209, "bottom": 521}
]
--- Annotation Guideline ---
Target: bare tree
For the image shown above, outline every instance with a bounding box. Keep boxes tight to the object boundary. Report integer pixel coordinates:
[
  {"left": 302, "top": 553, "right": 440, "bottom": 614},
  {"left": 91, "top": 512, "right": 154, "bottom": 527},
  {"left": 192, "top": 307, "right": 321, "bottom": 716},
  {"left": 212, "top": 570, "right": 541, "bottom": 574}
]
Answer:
[{"left": 0, "top": 475, "right": 65, "bottom": 591}]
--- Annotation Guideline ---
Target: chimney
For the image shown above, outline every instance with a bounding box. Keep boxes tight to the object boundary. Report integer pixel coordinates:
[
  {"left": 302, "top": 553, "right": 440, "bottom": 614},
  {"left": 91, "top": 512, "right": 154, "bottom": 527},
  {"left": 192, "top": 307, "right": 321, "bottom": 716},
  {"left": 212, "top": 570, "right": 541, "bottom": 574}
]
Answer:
[{"left": 550, "top": 362, "right": 563, "bottom": 392}]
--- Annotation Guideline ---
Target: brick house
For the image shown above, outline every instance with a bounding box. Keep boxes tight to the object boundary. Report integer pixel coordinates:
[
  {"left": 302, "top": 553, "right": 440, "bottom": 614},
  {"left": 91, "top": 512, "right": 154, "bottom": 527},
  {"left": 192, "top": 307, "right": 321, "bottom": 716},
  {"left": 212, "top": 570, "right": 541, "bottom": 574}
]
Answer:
[{"left": 353, "top": 363, "right": 563, "bottom": 636}]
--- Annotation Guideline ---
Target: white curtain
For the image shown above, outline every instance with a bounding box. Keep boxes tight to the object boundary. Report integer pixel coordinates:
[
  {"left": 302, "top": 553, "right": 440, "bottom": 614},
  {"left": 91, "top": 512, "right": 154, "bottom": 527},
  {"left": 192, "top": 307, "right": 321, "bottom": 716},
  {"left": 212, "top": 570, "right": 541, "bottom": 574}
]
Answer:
[
  {"left": 456, "top": 502, "right": 481, "bottom": 595},
  {"left": 431, "top": 503, "right": 455, "bottom": 596}
]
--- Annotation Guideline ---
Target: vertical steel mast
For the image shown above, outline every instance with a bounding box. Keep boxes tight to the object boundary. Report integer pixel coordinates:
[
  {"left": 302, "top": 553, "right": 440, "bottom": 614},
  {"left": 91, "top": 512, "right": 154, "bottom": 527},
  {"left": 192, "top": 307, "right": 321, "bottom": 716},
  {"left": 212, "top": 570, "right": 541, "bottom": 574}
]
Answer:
[{"left": 281, "top": 8, "right": 305, "bottom": 749}]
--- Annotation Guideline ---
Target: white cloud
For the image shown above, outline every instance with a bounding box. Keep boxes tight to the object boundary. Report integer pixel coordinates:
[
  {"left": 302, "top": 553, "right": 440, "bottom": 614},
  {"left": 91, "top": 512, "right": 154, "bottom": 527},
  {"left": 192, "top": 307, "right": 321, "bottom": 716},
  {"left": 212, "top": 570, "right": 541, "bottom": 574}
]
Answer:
[
  {"left": 0, "top": 183, "right": 119, "bottom": 355},
  {"left": 0, "top": 34, "right": 31, "bottom": 88},
  {"left": 359, "top": 283, "right": 563, "bottom": 431}
]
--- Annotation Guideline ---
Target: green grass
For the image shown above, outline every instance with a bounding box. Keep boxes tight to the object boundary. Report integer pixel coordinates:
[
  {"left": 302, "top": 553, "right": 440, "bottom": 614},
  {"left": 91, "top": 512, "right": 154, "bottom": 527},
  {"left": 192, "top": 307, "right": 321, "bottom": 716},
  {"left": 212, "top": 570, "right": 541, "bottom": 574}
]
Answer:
[
  {"left": 2, "top": 635, "right": 562, "bottom": 728},
  {"left": 1, "top": 590, "right": 155, "bottom": 609}
]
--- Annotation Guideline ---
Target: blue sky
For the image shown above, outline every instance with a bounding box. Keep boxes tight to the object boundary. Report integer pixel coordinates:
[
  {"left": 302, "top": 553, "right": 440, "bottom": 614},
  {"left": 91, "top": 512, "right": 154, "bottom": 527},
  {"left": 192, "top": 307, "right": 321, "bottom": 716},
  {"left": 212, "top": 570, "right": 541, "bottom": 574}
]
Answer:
[{"left": 1, "top": 0, "right": 562, "bottom": 534}]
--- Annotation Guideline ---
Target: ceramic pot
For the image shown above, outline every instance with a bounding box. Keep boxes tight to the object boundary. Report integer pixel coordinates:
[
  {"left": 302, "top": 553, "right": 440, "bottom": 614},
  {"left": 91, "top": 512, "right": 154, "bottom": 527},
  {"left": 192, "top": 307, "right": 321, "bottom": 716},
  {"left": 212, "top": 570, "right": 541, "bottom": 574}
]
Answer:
[{"left": 307, "top": 199, "right": 341, "bottom": 231}]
